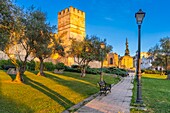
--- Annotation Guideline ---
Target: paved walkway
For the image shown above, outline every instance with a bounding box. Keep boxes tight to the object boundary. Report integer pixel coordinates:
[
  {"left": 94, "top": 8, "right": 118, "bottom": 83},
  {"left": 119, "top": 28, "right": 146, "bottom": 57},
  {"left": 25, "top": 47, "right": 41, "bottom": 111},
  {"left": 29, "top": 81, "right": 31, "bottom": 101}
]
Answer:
[{"left": 75, "top": 75, "right": 134, "bottom": 113}]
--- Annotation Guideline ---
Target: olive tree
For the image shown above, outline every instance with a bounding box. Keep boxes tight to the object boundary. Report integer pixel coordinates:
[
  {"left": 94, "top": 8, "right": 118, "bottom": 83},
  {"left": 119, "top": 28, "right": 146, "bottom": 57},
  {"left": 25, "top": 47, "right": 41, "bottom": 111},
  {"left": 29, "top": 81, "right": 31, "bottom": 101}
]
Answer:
[{"left": 69, "top": 36, "right": 112, "bottom": 77}]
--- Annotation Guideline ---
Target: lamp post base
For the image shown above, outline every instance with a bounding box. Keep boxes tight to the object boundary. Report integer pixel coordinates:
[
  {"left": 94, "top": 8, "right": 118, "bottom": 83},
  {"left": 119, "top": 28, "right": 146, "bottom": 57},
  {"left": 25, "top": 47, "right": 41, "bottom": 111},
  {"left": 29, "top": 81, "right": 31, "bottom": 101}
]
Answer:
[{"left": 136, "top": 99, "right": 143, "bottom": 104}]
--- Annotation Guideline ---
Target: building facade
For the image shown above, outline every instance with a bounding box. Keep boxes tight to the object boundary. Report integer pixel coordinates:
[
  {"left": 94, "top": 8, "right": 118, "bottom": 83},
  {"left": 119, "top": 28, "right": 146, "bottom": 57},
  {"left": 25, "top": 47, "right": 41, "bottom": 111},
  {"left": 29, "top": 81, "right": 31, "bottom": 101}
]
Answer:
[
  {"left": 103, "top": 52, "right": 119, "bottom": 67},
  {"left": 55, "top": 6, "right": 86, "bottom": 66}
]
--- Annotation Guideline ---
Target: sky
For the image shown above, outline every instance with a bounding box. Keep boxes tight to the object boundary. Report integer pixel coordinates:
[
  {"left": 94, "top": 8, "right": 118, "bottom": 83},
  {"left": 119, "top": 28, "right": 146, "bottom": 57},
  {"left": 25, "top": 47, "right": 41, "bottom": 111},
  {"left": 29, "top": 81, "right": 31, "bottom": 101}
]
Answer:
[{"left": 14, "top": 0, "right": 170, "bottom": 56}]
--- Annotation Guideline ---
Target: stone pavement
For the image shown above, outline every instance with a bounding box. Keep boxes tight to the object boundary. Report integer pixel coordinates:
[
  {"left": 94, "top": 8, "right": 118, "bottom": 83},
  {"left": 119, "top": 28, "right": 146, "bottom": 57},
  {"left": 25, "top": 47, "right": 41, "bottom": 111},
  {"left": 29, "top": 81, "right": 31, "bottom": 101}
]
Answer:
[{"left": 75, "top": 75, "right": 134, "bottom": 113}]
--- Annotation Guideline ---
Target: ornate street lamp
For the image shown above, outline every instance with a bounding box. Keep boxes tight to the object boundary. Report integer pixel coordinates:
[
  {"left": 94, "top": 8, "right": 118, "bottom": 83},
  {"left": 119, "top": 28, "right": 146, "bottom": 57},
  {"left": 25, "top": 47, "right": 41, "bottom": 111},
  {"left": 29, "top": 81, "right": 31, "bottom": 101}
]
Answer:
[
  {"left": 100, "top": 42, "right": 105, "bottom": 81},
  {"left": 135, "top": 9, "right": 145, "bottom": 103}
]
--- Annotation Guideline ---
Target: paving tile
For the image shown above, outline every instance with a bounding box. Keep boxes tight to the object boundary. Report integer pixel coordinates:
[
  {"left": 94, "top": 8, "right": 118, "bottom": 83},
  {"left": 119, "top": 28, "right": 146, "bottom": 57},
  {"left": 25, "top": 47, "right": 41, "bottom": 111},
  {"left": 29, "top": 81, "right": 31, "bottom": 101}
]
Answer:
[{"left": 75, "top": 76, "right": 134, "bottom": 113}]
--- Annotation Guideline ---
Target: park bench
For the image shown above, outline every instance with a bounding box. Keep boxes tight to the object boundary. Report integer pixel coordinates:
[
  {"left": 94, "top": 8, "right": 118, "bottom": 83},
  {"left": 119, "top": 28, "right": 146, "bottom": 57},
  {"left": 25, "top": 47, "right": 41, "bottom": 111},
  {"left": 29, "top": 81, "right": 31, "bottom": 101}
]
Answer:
[{"left": 98, "top": 81, "right": 111, "bottom": 96}]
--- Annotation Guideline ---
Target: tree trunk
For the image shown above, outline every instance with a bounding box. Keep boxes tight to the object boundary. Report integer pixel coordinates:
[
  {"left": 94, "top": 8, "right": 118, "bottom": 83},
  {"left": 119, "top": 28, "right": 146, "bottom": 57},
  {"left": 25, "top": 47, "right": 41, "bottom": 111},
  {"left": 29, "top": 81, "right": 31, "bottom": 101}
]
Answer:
[
  {"left": 80, "top": 67, "right": 86, "bottom": 77},
  {"left": 37, "top": 57, "right": 45, "bottom": 76},
  {"left": 14, "top": 68, "right": 24, "bottom": 83},
  {"left": 20, "top": 64, "right": 26, "bottom": 75}
]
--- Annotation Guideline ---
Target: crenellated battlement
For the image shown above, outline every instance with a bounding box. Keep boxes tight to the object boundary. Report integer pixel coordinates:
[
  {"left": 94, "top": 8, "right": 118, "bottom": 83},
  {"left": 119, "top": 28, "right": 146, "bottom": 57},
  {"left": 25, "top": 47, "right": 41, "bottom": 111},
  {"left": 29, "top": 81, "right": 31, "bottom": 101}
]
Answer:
[
  {"left": 57, "top": 6, "right": 86, "bottom": 66},
  {"left": 58, "top": 6, "right": 85, "bottom": 17}
]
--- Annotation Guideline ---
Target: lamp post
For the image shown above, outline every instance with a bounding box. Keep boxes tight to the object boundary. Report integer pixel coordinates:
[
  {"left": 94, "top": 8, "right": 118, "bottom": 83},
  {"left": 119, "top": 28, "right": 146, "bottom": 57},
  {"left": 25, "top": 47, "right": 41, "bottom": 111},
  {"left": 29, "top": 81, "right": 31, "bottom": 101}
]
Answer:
[
  {"left": 100, "top": 42, "right": 105, "bottom": 81},
  {"left": 135, "top": 9, "right": 145, "bottom": 103}
]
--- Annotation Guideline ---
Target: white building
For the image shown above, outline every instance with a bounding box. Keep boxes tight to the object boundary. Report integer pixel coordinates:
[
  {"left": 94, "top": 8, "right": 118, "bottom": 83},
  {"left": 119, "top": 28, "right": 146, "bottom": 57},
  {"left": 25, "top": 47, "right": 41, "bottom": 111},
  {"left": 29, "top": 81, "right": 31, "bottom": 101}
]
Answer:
[
  {"left": 134, "top": 52, "right": 152, "bottom": 69},
  {"left": 141, "top": 56, "right": 153, "bottom": 69},
  {"left": 134, "top": 52, "right": 164, "bottom": 71}
]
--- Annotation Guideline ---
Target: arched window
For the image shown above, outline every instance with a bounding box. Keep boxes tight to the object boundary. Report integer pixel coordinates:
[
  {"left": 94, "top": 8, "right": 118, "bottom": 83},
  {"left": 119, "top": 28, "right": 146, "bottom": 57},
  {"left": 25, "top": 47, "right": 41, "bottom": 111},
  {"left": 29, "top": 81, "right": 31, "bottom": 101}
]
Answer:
[{"left": 110, "top": 58, "right": 113, "bottom": 64}]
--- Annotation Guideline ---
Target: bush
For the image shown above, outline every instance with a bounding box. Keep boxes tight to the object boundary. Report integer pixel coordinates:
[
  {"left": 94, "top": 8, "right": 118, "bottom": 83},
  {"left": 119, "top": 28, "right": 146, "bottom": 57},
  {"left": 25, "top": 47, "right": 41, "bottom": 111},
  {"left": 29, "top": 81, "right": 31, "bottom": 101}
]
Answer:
[
  {"left": 0, "top": 61, "right": 14, "bottom": 70},
  {"left": 167, "top": 70, "right": 170, "bottom": 74},
  {"left": 86, "top": 68, "right": 100, "bottom": 74},
  {"left": 141, "top": 69, "right": 145, "bottom": 73},
  {"left": 102, "top": 68, "right": 111, "bottom": 73},
  {"left": 2, "top": 65, "right": 16, "bottom": 70},
  {"left": 44, "top": 62, "right": 55, "bottom": 71},
  {"left": 71, "top": 65, "right": 80, "bottom": 68},
  {"left": 0, "top": 60, "right": 14, "bottom": 70},
  {"left": 164, "top": 70, "right": 170, "bottom": 75},
  {"left": 55, "top": 63, "right": 65, "bottom": 70},
  {"left": 65, "top": 65, "right": 127, "bottom": 77},
  {"left": 27, "top": 60, "right": 35, "bottom": 71},
  {"left": 65, "top": 66, "right": 81, "bottom": 73},
  {"left": 107, "top": 67, "right": 127, "bottom": 77}
]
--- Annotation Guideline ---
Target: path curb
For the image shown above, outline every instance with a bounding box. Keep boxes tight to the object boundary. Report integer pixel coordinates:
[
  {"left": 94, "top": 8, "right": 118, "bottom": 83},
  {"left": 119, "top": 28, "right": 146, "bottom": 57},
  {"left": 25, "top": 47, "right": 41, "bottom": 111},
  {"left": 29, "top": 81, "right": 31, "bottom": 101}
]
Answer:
[
  {"left": 62, "top": 76, "right": 122, "bottom": 113},
  {"left": 62, "top": 93, "right": 99, "bottom": 113}
]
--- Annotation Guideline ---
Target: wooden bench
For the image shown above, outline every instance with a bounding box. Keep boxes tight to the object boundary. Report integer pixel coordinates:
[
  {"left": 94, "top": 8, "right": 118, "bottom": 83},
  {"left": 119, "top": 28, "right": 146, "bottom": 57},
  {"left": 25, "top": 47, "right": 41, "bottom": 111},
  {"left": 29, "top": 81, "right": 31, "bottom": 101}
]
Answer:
[{"left": 98, "top": 81, "right": 111, "bottom": 96}]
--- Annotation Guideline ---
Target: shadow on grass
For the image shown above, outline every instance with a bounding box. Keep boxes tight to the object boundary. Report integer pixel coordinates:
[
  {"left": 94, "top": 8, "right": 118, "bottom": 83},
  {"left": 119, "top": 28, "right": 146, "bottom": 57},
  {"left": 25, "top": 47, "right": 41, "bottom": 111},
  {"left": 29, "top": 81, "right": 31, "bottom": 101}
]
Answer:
[
  {"left": 44, "top": 72, "right": 98, "bottom": 96},
  {"left": 61, "top": 71, "right": 99, "bottom": 84},
  {"left": 0, "top": 70, "right": 34, "bottom": 113},
  {"left": 24, "top": 75, "right": 75, "bottom": 109},
  {"left": 0, "top": 95, "right": 34, "bottom": 113}
]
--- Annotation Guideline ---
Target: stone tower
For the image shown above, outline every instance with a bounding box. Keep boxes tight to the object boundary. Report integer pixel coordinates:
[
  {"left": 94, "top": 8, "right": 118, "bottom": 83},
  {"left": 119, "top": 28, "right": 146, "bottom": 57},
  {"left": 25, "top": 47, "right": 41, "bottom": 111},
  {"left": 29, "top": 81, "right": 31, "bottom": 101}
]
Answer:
[
  {"left": 125, "top": 38, "right": 130, "bottom": 56},
  {"left": 56, "top": 6, "right": 86, "bottom": 66},
  {"left": 58, "top": 6, "right": 85, "bottom": 43}
]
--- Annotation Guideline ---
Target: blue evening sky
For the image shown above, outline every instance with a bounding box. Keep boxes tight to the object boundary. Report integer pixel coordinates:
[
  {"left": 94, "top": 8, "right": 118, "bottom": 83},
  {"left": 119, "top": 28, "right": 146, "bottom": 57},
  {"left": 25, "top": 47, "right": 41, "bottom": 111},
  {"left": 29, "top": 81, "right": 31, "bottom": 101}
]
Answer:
[{"left": 14, "top": 0, "right": 170, "bottom": 56}]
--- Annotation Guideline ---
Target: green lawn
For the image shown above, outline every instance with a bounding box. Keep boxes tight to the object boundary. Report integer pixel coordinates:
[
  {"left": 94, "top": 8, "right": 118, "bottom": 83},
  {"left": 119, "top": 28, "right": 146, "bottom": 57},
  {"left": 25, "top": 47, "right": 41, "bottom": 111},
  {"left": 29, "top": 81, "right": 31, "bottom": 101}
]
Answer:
[
  {"left": 131, "top": 74, "right": 170, "bottom": 113},
  {"left": 0, "top": 70, "right": 120, "bottom": 113}
]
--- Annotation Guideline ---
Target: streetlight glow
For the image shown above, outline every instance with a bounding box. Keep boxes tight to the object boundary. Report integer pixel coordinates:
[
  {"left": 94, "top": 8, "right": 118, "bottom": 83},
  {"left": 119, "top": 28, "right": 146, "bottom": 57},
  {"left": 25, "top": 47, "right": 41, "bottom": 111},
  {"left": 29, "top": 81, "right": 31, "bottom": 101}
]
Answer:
[{"left": 100, "top": 42, "right": 105, "bottom": 49}]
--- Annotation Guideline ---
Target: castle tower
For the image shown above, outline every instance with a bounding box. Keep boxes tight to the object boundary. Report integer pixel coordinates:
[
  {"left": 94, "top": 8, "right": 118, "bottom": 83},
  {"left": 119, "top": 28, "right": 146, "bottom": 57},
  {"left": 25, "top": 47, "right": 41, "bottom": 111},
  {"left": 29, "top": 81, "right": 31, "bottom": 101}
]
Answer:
[
  {"left": 58, "top": 6, "right": 85, "bottom": 43},
  {"left": 56, "top": 6, "right": 85, "bottom": 66},
  {"left": 125, "top": 38, "right": 130, "bottom": 56}
]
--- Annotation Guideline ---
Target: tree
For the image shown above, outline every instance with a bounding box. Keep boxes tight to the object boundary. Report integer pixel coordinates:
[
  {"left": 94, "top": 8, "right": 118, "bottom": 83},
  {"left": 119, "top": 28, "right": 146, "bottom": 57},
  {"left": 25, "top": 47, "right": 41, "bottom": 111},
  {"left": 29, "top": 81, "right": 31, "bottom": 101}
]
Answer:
[
  {"left": 1, "top": 2, "right": 59, "bottom": 82},
  {"left": 69, "top": 36, "right": 112, "bottom": 77},
  {"left": 0, "top": 0, "right": 32, "bottom": 82},
  {"left": 0, "top": 0, "right": 15, "bottom": 50},
  {"left": 28, "top": 10, "right": 64, "bottom": 76},
  {"left": 148, "top": 37, "right": 170, "bottom": 76}
]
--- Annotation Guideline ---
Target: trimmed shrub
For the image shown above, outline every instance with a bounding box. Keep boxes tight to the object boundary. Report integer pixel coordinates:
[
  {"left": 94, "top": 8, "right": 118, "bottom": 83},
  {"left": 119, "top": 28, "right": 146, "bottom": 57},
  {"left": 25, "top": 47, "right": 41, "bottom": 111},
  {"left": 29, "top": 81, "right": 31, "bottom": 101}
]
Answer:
[
  {"left": 65, "top": 66, "right": 81, "bottom": 73},
  {"left": 44, "top": 62, "right": 55, "bottom": 71},
  {"left": 55, "top": 63, "right": 65, "bottom": 70},
  {"left": 107, "top": 67, "right": 127, "bottom": 77},
  {"left": 2, "top": 65, "right": 16, "bottom": 70},
  {"left": 164, "top": 70, "right": 170, "bottom": 75},
  {"left": 86, "top": 68, "right": 100, "bottom": 74},
  {"left": 102, "top": 68, "right": 111, "bottom": 73},
  {"left": 0, "top": 60, "right": 14, "bottom": 69},
  {"left": 27, "top": 60, "right": 35, "bottom": 71},
  {"left": 71, "top": 65, "right": 80, "bottom": 68},
  {"left": 141, "top": 69, "right": 145, "bottom": 73},
  {"left": 167, "top": 70, "right": 170, "bottom": 74}
]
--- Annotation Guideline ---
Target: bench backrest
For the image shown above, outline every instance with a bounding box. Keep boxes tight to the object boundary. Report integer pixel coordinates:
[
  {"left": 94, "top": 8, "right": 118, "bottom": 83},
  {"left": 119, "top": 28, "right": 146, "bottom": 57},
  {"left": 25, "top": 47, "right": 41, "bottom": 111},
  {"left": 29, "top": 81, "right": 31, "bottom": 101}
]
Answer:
[{"left": 98, "top": 81, "right": 106, "bottom": 87}]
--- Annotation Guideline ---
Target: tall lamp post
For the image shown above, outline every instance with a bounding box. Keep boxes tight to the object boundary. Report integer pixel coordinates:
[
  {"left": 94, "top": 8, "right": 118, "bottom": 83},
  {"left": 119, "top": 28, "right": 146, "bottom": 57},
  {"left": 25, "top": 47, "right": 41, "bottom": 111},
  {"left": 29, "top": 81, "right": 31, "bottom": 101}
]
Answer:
[
  {"left": 100, "top": 42, "right": 105, "bottom": 81},
  {"left": 135, "top": 9, "right": 145, "bottom": 103}
]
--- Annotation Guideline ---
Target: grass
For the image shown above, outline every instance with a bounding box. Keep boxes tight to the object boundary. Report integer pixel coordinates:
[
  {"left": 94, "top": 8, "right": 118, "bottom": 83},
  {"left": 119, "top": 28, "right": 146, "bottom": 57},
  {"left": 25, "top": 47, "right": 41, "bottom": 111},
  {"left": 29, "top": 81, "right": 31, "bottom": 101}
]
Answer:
[
  {"left": 131, "top": 74, "right": 170, "bottom": 113},
  {"left": 0, "top": 70, "right": 120, "bottom": 113}
]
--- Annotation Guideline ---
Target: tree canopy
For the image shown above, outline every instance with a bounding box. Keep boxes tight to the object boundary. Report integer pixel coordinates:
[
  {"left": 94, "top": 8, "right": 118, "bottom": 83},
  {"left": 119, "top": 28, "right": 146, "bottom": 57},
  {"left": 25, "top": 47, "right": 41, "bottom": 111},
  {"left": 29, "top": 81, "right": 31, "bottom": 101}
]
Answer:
[
  {"left": 69, "top": 35, "right": 112, "bottom": 77},
  {"left": 148, "top": 37, "right": 170, "bottom": 73},
  {"left": 0, "top": 1, "right": 64, "bottom": 81}
]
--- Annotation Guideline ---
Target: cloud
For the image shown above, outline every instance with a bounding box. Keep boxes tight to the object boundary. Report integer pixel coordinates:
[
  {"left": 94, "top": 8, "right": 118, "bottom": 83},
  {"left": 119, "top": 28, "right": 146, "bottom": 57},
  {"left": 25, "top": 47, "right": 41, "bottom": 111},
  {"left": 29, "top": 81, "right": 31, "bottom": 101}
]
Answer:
[{"left": 104, "top": 17, "right": 114, "bottom": 21}]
